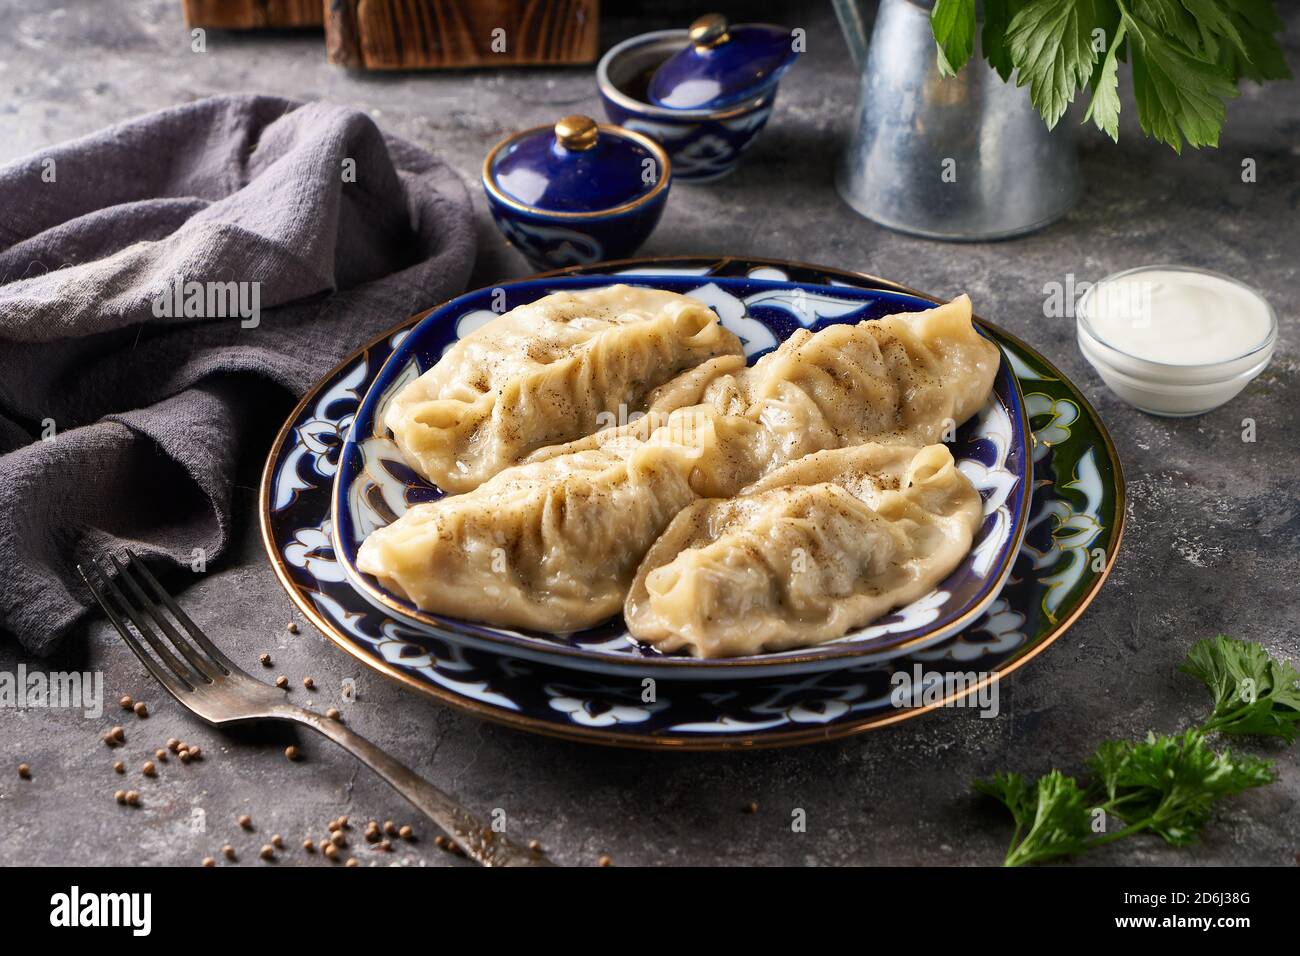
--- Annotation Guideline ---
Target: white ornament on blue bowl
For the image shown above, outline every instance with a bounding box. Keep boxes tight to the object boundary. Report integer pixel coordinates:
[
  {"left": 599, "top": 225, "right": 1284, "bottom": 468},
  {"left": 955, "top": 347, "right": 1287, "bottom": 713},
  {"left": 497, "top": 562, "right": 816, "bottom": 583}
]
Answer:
[{"left": 482, "top": 115, "right": 671, "bottom": 270}]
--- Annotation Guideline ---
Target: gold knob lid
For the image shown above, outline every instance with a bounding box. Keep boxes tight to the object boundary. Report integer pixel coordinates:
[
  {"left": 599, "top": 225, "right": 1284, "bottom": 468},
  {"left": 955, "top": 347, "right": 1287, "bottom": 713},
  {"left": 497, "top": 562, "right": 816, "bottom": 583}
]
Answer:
[
  {"left": 555, "top": 115, "right": 598, "bottom": 151},
  {"left": 689, "top": 13, "right": 730, "bottom": 50}
]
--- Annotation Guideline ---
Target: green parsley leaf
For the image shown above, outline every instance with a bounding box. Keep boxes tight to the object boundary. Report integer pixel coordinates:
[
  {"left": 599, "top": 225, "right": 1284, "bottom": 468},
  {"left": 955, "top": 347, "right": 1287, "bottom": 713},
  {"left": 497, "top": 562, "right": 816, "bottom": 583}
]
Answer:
[
  {"left": 976, "top": 770, "right": 1093, "bottom": 866},
  {"left": 1212, "top": 0, "right": 1293, "bottom": 83},
  {"left": 1181, "top": 635, "right": 1300, "bottom": 741},
  {"left": 1006, "top": 0, "right": 1107, "bottom": 128},
  {"left": 1085, "top": 21, "right": 1127, "bottom": 140},
  {"left": 981, "top": 0, "right": 1028, "bottom": 81},
  {"left": 1123, "top": 7, "right": 1239, "bottom": 152},
  {"left": 932, "top": 0, "right": 978, "bottom": 77},
  {"left": 1088, "top": 730, "right": 1274, "bottom": 846}
]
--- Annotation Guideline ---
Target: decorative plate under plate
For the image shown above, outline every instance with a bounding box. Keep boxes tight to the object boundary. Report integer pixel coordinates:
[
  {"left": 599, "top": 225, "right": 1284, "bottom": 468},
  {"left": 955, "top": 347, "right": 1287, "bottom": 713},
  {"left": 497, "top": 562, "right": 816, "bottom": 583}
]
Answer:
[
  {"left": 258, "top": 256, "right": 1124, "bottom": 750},
  {"left": 331, "top": 275, "right": 1032, "bottom": 678}
]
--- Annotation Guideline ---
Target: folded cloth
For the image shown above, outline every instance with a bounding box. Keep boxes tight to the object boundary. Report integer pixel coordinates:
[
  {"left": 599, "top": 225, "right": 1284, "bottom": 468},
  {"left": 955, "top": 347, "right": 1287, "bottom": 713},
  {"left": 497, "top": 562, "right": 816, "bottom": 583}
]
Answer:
[{"left": 0, "top": 94, "right": 476, "bottom": 654}]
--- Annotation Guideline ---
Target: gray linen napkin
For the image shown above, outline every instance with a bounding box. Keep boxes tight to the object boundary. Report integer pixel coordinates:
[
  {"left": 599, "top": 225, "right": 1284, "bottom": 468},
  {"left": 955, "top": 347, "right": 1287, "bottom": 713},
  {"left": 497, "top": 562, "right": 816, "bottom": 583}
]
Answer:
[{"left": 0, "top": 94, "right": 476, "bottom": 654}]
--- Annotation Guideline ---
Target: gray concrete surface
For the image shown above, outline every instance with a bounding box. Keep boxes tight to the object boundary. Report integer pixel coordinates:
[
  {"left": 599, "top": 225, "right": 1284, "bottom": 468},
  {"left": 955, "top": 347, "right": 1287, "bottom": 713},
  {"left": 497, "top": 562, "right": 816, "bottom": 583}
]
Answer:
[{"left": 0, "top": 0, "right": 1297, "bottom": 867}]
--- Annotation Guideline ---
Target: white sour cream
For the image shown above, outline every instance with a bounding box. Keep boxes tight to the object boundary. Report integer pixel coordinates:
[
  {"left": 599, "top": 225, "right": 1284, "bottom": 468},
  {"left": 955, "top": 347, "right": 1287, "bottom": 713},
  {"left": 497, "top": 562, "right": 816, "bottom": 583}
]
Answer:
[
  {"left": 1076, "top": 266, "right": 1276, "bottom": 417},
  {"left": 1082, "top": 268, "right": 1273, "bottom": 365}
]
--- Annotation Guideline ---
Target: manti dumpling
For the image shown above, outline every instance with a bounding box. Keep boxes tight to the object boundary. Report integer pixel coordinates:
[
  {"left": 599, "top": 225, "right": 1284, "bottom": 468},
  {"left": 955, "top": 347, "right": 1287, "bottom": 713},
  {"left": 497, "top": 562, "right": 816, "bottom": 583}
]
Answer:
[
  {"left": 358, "top": 294, "right": 999, "bottom": 635},
  {"left": 356, "top": 406, "right": 764, "bottom": 631},
  {"left": 624, "top": 444, "right": 983, "bottom": 658},
  {"left": 383, "top": 285, "right": 742, "bottom": 493},
  {"left": 525, "top": 295, "right": 998, "bottom": 473}
]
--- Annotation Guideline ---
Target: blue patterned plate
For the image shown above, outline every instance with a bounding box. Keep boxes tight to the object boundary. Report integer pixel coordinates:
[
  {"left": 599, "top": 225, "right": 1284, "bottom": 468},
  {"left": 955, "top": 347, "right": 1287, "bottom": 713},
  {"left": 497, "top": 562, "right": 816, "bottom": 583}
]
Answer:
[
  {"left": 330, "top": 275, "right": 1031, "bottom": 678},
  {"left": 259, "top": 257, "right": 1123, "bottom": 749}
]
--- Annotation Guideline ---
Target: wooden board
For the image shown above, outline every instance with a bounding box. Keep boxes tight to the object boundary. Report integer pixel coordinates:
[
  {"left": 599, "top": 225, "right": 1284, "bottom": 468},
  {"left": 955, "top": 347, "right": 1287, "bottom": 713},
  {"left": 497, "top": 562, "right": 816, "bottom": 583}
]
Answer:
[
  {"left": 325, "top": 0, "right": 600, "bottom": 70},
  {"left": 183, "top": 0, "right": 325, "bottom": 28}
]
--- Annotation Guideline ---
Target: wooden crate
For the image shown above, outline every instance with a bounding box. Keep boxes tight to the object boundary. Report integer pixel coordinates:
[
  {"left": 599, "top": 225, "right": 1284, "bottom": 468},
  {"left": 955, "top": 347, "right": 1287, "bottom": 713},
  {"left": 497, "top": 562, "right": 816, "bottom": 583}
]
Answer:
[
  {"left": 183, "top": 0, "right": 325, "bottom": 28},
  {"left": 325, "top": 0, "right": 600, "bottom": 70}
]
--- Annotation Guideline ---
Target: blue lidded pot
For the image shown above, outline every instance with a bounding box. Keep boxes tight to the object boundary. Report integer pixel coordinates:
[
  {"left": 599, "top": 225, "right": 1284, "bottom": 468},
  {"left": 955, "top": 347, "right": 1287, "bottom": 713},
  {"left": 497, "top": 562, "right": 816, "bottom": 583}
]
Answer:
[
  {"left": 482, "top": 115, "right": 671, "bottom": 270},
  {"left": 598, "top": 15, "right": 799, "bottom": 182}
]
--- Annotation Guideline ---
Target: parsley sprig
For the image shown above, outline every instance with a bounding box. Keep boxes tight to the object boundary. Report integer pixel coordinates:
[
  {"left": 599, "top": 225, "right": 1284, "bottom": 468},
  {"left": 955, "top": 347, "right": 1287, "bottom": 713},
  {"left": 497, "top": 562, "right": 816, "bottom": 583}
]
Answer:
[
  {"left": 976, "top": 636, "right": 1297, "bottom": 866},
  {"left": 930, "top": 0, "right": 1291, "bottom": 152}
]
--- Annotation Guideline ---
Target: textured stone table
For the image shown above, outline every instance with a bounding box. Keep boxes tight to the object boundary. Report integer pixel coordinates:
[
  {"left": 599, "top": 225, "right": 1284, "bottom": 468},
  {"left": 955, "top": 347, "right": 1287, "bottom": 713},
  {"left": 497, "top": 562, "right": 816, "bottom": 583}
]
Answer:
[{"left": 1, "top": 1, "right": 1296, "bottom": 867}]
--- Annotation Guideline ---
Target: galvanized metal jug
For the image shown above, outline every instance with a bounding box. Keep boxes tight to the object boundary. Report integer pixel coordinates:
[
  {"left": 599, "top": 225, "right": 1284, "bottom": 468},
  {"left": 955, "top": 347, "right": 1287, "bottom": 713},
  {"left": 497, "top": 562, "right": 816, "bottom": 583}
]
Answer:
[{"left": 832, "top": 0, "right": 1080, "bottom": 240}]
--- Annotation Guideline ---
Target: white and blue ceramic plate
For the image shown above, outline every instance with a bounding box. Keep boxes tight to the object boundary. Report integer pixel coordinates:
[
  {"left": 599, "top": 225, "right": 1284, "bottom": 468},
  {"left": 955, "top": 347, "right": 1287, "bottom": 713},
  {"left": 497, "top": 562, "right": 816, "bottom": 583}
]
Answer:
[
  {"left": 260, "top": 257, "right": 1124, "bottom": 749},
  {"left": 329, "top": 274, "right": 1032, "bottom": 679}
]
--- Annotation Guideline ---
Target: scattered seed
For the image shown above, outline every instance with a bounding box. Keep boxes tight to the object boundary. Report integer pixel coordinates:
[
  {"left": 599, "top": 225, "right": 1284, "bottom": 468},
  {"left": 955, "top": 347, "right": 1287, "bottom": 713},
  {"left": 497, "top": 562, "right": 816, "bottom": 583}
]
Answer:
[
  {"left": 364, "top": 828, "right": 380, "bottom": 844},
  {"left": 133, "top": 702, "right": 149, "bottom": 718},
  {"left": 597, "top": 855, "right": 612, "bottom": 867},
  {"left": 302, "top": 677, "right": 315, "bottom": 690},
  {"left": 17, "top": 763, "right": 30, "bottom": 780},
  {"left": 259, "top": 653, "right": 272, "bottom": 667},
  {"left": 179, "top": 750, "right": 192, "bottom": 765},
  {"left": 113, "top": 761, "right": 125, "bottom": 774},
  {"left": 378, "top": 839, "right": 391, "bottom": 852},
  {"left": 323, "top": 843, "right": 339, "bottom": 861},
  {"left": 528, "top": 839, "right": 542, "bottom": 853},
  {"left": 330, "top": 831, "right": 347, "bottom": 849},
  {"left": 115, "top": 790, "right": 127, "bottom": 804},
  {"left": 188, "top": 746, "right": 202, "bottom": 761},
  {"left": 399, "top": 825, "right": 414, "bottom": 841},
  {"left": 260, "top": 845, "right": 275, "bottom": 861},
  {"left": 434, "top": 835, "right": 448, "bottom": 849},
  {"left": 202, "top": 857, "right": 215, "bottom": 868},
  {"left": 119, "top": 695, "right": 134, "bottom": 711},
  {"left": 303, "top": 839, "right": 316, "bottom": 853},
  {"left": 285, "top": 746, "right": 300, "bottom": 762},
  {"left": 167, "top": 738, "right": 180, "bottom": 753},
  {"left": 155, "top": 749, "right": 168, "bottom": 762},
  {"left": 125, "top": 790, "right": 141, "bottom": 807},
  {"left": 345, "top": 858, "right": 358, "bottom": 867},
  {"left": 271, "top": 834, "right": 284, "bottom": 850},
  {"left": 221, "top": 844, "right": 236, "bottom": 861},
  {"left": 383, "top": 820, "right": 397, "bottom": 836},
  {"left": 275, "top": 676, "right": 289, "bottom": 689},
  {"left": 287, "top": 622, "right": 299, "bottom": 634},
  {"left": 238, "top": 814, "right": 253, "bottom": 830},
  {"left": 743, "top": 801, "right": 759, "bottom": 814},
  {"left": 338, "top": 815, "right": 350, "bottom": 829},
  {"left": 327, "top": 819, "right": 340, "bottom": 833},
  {"left": 103, "top": 733, "right": 118, "bottom": 748},
  {"left": 326, "top": 708, "right": 341, "bottom": 722},
  {"left": 142, "top": 761, "right": 156, "bottom": 778}
]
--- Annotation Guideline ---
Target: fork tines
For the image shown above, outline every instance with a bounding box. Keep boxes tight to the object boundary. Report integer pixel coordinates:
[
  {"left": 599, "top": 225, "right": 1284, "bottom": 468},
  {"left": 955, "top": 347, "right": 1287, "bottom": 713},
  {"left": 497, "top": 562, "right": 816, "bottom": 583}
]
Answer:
[{"left": 78, "top": 549, "right": 239, "bottom": 697}]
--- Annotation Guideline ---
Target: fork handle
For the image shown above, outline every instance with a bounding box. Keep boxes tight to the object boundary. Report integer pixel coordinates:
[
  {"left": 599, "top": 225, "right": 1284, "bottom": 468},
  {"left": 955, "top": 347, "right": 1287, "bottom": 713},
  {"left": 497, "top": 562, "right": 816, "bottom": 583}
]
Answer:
[{"left": 288, "top": 708, "right": 552, "bottom": 867}]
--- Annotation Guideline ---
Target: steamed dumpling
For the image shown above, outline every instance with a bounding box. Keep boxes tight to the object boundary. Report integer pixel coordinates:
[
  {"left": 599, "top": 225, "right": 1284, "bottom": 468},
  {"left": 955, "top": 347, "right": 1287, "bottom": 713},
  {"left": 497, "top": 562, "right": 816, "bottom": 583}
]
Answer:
[
  {"left": 624, "top": 444, "right": 983, "bottom": 658},
  {"left": 383, "top": 285, "right": 742, "bottom": 493},
  {"left": 359, "top": 295, "right": 999, "bottom": 634},
  {"left": 356, "top": 406, "right": 763, "bottom": 631}
]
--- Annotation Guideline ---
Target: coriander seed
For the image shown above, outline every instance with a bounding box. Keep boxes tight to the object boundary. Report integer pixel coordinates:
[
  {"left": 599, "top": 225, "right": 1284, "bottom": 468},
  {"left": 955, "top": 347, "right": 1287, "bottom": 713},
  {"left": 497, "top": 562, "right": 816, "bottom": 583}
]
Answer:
[
  {"left": 115, "top": 790, "right": 127, "bottom": 804},
  {"left": 125, "top": 790, "right": 140, "bottom": 807},
  {"left": 17, "top": 763, "right": 30, "bottom": 780},
  {"left": 259, "top": 653, "right": 272, "bottom": 667},
  {"left": 142, "top": 761, "right": 156, "bottom": 777},
  {"left": 285, "top": 745, "right": 300, "bottom": 762},
  {"left": 345, "top": 858, "right": 358, "bottom": 867},
  {"left": 113, "top": 761, "right": 125, "bottom": 774},
  {"left": 202, "top": 857, "right": 215, "bottom": 868},
  {"left": 133, "top": 702, "right": 148, "bottom": 718},
  {"left": 275, "top": 675, "right": 288, "bottom": 689},
  {"left": 167, "top": 738, "right": 180, "bottom": 753},
  {"left": 302, "top": 677, "right": 315, "bottom": 690},
  {"left": 221, "top": 844, "right": 236, "bottom": 861},
  {"left": 303, "top": 839, "right": 315, "bottom": 853},
  {"left": 287, "top": 622, "right": 299, "bottom": 634},
  {"left": 323, "top": 843, "right": 339, "bottom": 861},
  {"left": 120, "top": 695, "right": 133, "bottom": 711},
  {"left": 326, "top": 708, "right": 341, "bottom": 721},
  {"left": 260, "top": 845, "right": 275, "bottom": 861},
  {"left": 271, "top": 834, "right": 284, "bottom": 850},
  {"left": 597, "top": 855, "right": 612, "bottom": 867},
  {"left": 238, "top": 814, "right": 253, "bottom": 830}
]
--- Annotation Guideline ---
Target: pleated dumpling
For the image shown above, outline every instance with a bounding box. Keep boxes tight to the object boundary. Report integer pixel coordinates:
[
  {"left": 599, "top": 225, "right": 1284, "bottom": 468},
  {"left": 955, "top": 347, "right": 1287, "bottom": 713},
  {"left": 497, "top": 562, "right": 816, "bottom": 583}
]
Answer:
[
  {"left": 624, "top": 444, "right": 983, "bottom": 658},
  {"left": 651, "top": 295, "right": 1001, "bottom": 462},
  {"left": 356, "top": 406, "right": 764, "bottom": 632},
  {"left": 384, "top": 285, "right": 743, "bottom": 493}
]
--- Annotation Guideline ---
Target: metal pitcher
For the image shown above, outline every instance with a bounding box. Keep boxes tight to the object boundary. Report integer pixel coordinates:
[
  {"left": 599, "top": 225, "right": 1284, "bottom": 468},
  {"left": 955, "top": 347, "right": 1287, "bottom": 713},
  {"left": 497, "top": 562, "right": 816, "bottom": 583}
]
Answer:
[{"left": 832, "top": 0, "right": 1080, "bottom": 241}]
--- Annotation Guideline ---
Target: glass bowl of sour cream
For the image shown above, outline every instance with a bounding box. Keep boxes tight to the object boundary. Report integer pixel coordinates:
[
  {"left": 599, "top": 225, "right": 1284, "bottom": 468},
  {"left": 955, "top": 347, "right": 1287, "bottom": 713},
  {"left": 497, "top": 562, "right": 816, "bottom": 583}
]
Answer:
[{"left": 1076, "top": 264, "right": 1277, "bottom": 417}]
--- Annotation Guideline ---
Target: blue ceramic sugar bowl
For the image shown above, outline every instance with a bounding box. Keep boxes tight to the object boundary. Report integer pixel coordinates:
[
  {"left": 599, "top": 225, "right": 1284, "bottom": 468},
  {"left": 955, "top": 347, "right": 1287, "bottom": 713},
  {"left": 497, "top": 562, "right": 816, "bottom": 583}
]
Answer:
[
  {"left": 482, "top": 115, "right": 671, "bottom": 270},
  {"left": 597, "top": 14, "right": 799, "bottom": 182}
]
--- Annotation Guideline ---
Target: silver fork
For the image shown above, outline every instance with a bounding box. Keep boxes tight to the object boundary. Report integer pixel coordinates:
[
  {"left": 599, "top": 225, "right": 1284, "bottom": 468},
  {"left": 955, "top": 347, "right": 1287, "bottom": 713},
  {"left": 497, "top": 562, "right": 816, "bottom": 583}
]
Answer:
[{"left": 79, "top": 549, "right": 551, "bottom": 867}]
